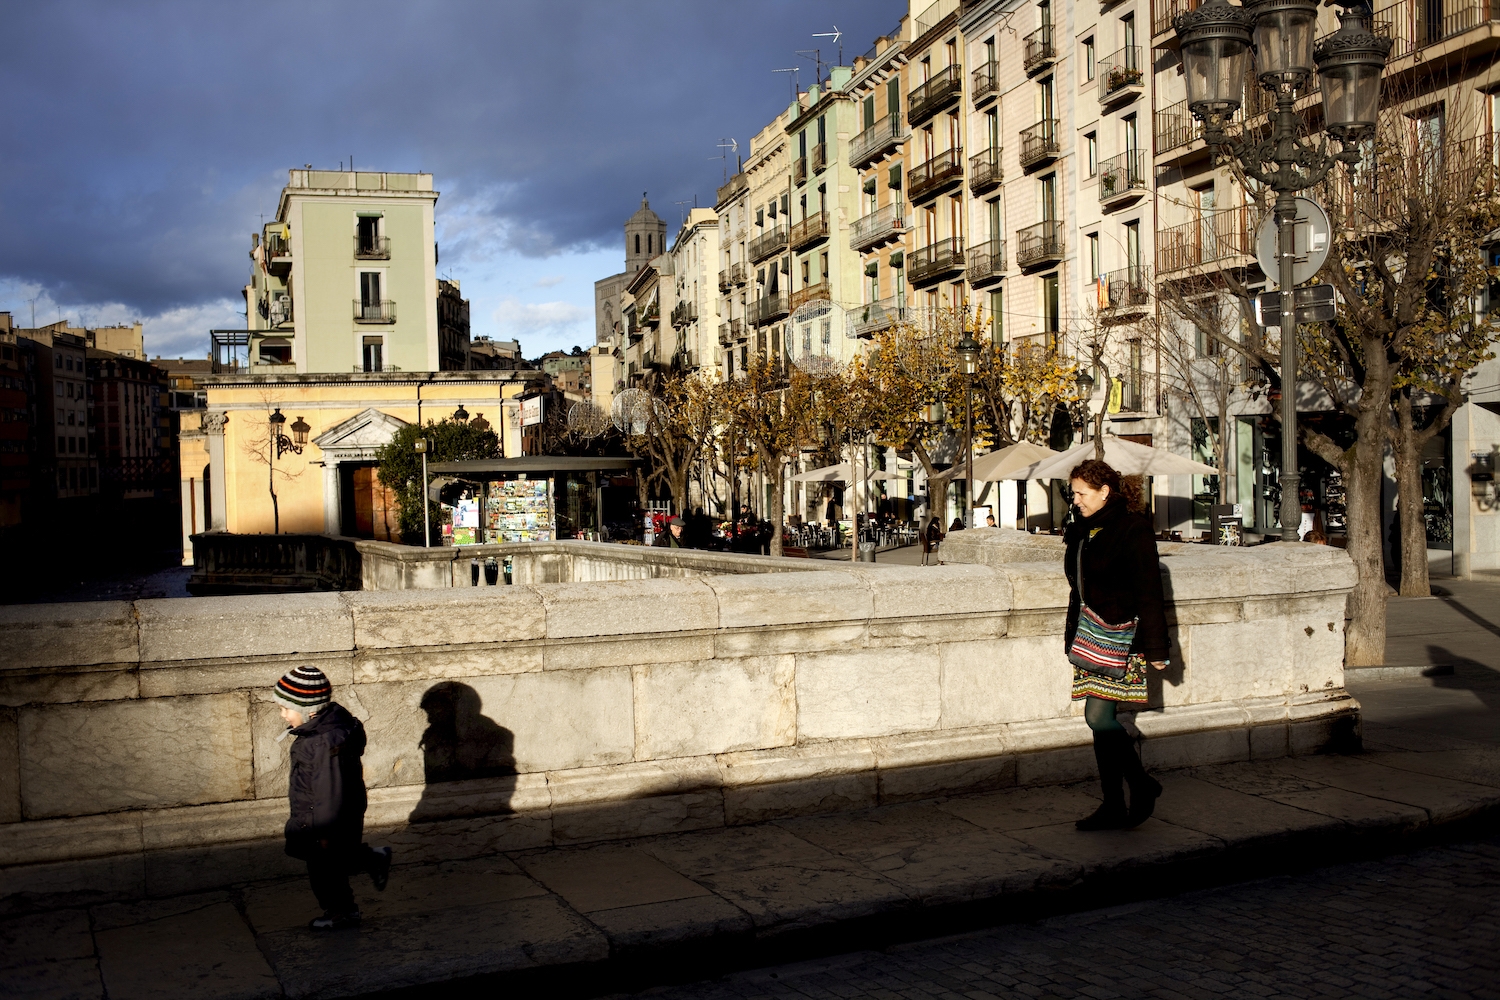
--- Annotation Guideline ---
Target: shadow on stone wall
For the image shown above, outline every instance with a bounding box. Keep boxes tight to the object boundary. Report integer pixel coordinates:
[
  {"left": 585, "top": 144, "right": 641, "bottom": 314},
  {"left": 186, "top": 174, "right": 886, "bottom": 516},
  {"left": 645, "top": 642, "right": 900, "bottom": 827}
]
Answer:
[{"left": 408, "top": 681, "right": 517, "bottom": 823}]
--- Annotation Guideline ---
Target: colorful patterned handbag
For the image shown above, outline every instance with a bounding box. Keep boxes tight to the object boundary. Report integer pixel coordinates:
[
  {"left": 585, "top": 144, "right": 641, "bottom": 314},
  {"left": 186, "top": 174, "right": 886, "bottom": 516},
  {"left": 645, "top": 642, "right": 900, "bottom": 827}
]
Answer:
[{"left": 1068, "top": 604, "right": 1137, "bottom": 678}]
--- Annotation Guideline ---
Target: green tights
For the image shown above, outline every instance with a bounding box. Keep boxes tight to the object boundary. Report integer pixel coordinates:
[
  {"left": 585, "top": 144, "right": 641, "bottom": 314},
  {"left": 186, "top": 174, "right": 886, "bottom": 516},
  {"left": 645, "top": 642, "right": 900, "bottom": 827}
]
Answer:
[{"left": 1084, "top": 696, "right": 1124, "bottom": 732}]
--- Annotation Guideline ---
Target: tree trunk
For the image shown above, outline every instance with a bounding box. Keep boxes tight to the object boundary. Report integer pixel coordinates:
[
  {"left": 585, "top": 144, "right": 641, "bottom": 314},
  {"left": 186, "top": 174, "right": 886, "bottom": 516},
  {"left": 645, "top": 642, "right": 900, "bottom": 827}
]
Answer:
[
  {"left": 1342, "top": 400, "right": 1391, "bottom": 666},
  {"left": 1393, "top": 394, "right": 1431, "bottom": 597},
  {"left": 768, "top": 460, "right": 785, "bottom": 557}
]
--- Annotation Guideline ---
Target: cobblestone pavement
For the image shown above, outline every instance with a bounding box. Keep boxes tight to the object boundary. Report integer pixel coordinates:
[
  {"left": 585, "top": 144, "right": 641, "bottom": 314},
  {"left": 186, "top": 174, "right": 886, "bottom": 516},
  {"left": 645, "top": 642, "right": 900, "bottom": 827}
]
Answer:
[{"left": 636, "top": 836, "right": 1500, "bottom": 1000}]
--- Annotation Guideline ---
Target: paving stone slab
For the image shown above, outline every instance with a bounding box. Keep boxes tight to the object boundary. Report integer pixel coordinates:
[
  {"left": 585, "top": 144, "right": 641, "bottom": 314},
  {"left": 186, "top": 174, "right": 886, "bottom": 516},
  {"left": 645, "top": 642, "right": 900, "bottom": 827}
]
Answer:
[
  {"left": 1276, "top": 755, "right": 1499, "bottom": 823},
  {"left": 637, "top": 823, "right": 845, "bottom": 877},
  {"left": 687, "top": 856, "right": 913, "bottom": 933},
  {"left": 518, "top": 845, "right": 713, "bottom": 913},
  {"left": 255, "top": 894, "right": 607, "bottom": 1000},
  {"left": 936, "top": 782, "right": 1105, "bottom": 832},
  {"left": 1004, "top": 818, "right": 1223, "bottom": 872},
  {"left": 1358, "top": 747, "right": 1500, "bottom": 791},
  {"left": 1150, "top": 774, "right": 1347, "bottom": 845},
  {"left": 585, "top": 893, "right": 754, "bottom": 951},
  {"left": 0, "top": 908, "right": 102, "bottom": 1000},
  {"left": 94, "top": 899, "right": 280, "bottom": 1000}
]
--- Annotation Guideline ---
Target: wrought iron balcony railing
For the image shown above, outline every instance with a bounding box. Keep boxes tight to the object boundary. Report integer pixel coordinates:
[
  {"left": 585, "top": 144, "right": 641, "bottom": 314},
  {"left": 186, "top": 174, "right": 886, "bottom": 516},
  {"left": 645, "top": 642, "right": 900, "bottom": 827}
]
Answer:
[
  {"left": 790, "top": 211, "right": 830, "bottom": 250},
  {"left": 354, "top": 236, "right": 391, "bottom": 260},
  {"left": 354, "top": 299, "right": 396, "bottom": 324},
  {"left": 969, "top": 146, "right": 1003, "bottom": 194},
  {"left": 968, "top": 239, "right": 1007, "bottom": 286},
  {"left": 1155, "top": 206, "right": 1253, "bottom": 274},
  {"left": 791, "top": 282, "right": 830, "bottom": 312},
  {"left": 1098, "top": 150, "right": 1148, "bottom": 206},
  {"left": 1098, "top": 46, "right": 1144, "bottom": 103},
  {"left": 1154, "top": 99, "right": 1195, "bottom": 157},
  {"left": 908, "top": 147, "right": 965, "bottom": 203},
  {"left": 1016, "top": 220, "right": 1064, "bottom": 268},
  {"left": 908, "top": 236, "right": 965, "bottom": 285},
  {"left": 1018, "top": 119, "right": 1060, "bottom": 169},
  {"left": 972, "top": 60, "right": 998, "bottom": 104},
  {"left": 907, "top": 64, "right": 963, "bottom": 126},
  {"left": 793, "top": 157, "right": 807, "bottom": 186},
  {"left": 749, "top": 224, "right": 788, "bottom": 262},
  {"left": 1097, "top": 266, "right": 1152, "bottom": 312},
  {"left": 849, "top": 115, "right": 909, "bottom": 167},
  {"left": 811, "top": 143, "right": 827, "bottom": 174},
  {"left": 1023, "top": 25, "right": 1055, "bottom": 73},
  {"left": 752, "top": 292, "right": 790, "bottom": 325},
  {"left": 849, "top": 203, "right": 907, "bottom": 251}
]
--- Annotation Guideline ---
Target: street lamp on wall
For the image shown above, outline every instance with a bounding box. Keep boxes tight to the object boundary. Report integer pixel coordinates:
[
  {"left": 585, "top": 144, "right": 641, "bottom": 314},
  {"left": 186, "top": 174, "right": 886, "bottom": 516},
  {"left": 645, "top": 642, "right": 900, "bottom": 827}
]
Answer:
[
  {"left": 453, "top": 404, "right": 470, "bottom": 423},
  {"left": 956, "top": 332, "right": 980, "bottom": 528},
  {"left": 1175, "top": 0, "right": 1388, "bottom": 541},
  {"left": 414, "top": 436, "right": 431, "bottom": 548}
]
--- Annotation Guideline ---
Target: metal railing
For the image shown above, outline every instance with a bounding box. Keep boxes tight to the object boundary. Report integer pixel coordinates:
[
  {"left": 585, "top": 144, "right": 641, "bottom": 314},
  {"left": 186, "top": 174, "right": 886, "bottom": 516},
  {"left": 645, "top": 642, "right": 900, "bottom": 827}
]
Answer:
[
  {"left": 908, "top": 64, "right": 963, "bottom": 125},
  {"left": 811, "top": 143, "right": 827, "bottom": 174},
  {"left": 354, "top": 299, "right": 396, "bottom": 323},
  {"left": 909, "top": 146, "right": 965, "bottom": 202},
  {"left": 264, "top": 233, "right": 291, "bottom": 259},
  {"left": 1152, "top": 0, "right": 1192, "bottom": 37},
  {"left": 1098, "top": 150, "right": 1148, "bottom": 203},
  {"left": 751, "top": 292, "right": 790, "bottom": 325},
  {"left": 1155, "top": 206, "right": 1253, "bottom": 274},
  {"left": 671, "top": 301, "right": 697, "bottom": 326},
  {"left": 847, "top": 297, "right": 931, "bottom": 338},
  {"left": 719, "top": 318, "right": 745, "bottom": 344},
  {"left": 718, "top": 270, "right": 732, "bottom": 293},
  {"left": 850, "top": 114, "right": 909, "bottom": 167},
  {"left": 972, "top": 60, "right": 998, "bottom": 103},
  {"left": 187, "top": 533, "right": 362, "bottom": 596},
  {"left": 354, "top": 236, "right": 390, "bottom": 260},
  {"left": 1154, "top": 99, "right": 1195, "bottom": 156},
  {"left": 1016, "top": 221, "right": 1065, "bottom": 268},
  {"left": 909, "top": 236, "right": 966, "bottom": 285},
  {"left": 749, "top": 224, "right": 788, "bottom": 262},
  {"left": 914, "top": 0, "right": 959, "bottom": 37},
  {"left": 968, "top": 239, "right": 1007, "bottom": 285},
  {"left": 1019, "top": 119, "right": 1060, "bottom": 168},
  {"left": 1023, "top": 25, "right": 1055, "bottom": 73},
  {"left": 850, "top": 203, "right": 907, "bottom": 250},
  {"left": 791, "top": 282, "right": 830, "bottom": 312},
  {"left": 969, "top": 146, "right": 1003, "bottom": 193},
  {"left": 731, "top": 261, "right": 747, "bottom": 285},
  {"left": 1369, "top": 0, "right": 1500, "bottom": 60},
  {"left": 1098, "top": 46, "right": 1144, "bottom": 101},
  {"left": 793, "top": 157, "right": 807, "bottom": 186},
  {"left": 1097, "top": 266, "right": 1152, "bottom": 311},
  {"left": 790, "top": 211, "right": 830, "bottom": 250}
]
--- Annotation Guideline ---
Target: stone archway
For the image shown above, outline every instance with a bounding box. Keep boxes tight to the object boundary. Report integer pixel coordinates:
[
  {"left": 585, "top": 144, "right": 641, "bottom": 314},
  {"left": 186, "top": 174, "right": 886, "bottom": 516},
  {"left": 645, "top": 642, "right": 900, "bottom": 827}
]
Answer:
[{"left": 312, "top": 408, "right": 409, "bottom": 539}]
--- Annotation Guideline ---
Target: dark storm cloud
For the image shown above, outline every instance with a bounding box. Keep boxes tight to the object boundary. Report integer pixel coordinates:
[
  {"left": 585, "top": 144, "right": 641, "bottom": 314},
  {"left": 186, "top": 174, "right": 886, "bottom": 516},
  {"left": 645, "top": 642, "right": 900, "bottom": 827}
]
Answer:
[{"left": 0, "top": 0, "right": 905, "bottom": 318}]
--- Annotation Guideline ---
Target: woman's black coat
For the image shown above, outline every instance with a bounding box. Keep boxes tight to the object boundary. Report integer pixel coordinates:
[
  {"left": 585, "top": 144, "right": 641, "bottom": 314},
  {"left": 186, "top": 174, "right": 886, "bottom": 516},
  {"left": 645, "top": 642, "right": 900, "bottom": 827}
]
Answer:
[{"left": 1062, "top": 498, "right": 1170, "bottom": 663}]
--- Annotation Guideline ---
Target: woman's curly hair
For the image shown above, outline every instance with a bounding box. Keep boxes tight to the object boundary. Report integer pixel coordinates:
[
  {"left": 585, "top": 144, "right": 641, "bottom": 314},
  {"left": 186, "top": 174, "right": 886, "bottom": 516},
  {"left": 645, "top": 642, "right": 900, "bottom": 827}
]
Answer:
[{"left": 1068, "top": 458, "right": 1146, "bottom": 513}]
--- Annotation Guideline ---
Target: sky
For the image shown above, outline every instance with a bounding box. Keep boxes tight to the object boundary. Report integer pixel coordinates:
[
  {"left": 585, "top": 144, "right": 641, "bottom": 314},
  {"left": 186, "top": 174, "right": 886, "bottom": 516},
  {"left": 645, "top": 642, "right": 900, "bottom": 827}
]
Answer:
[{"left": 0, "top": 0, "right": 908, "bottom": 361}]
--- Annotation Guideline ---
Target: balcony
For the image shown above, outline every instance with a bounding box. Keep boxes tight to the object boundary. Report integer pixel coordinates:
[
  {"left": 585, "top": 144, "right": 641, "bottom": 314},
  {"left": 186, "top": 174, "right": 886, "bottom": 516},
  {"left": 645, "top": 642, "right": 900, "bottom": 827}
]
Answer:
[
  {"left": 793, "top": 157, "right": 808, "bottom": 187},
  {"left": 1016, "top": 221, "right": 1064, "bottom": 270},
  {"left": 972, "top": 60, "right": 998, "bottom": 106},
  {"left": 847, "top": 297, "right": 925, "bottom": 338},
  {"left": 908, "top": 147, "right": 965, "bottom": 203},
  {"left": 790, "top": 211, "right": 830, "bottom": 251},
  {"left": 1023, "top": 25, "right": 1055, "bottom": 74},
  {"left": 1018, "top": 119, "right": 1060, "bottom": 170},
  {"left": 1152, "top": 0, "right": 1191, "bottom": 37},
  {"left": 849, "top": 203, "right": 907, "bottom": 251},
  {"left": 671, "top": 301, "right": 697, "bottom": 327},
  {"left": 811, "top": 143, "right": 827, "bottom": 175},
  {"left": 749, "top": 224, "right": 788, "bottom": 262},
  {"left": 716, "top": 171, "right": 748, "bottom": 206},
  {"left": 1097, "top": 267, "right": 1152, "bottom": 315},
  {"left": 718, "top": 270, "right": 732, "bottom": 293},
  {"left": 969, "top": 146, "right": 1003, "bottom": 194},
  {"left": 1156, "top": 207, "right": 1254, "bottom": 275},
  {"left": 264, "top": 233, "right": 292, "bottom": 277},
  {"left": 1097, "top": 46, "right": 1144, "bottom": 106},
  {"left": 1366, "top": 0, "right": 1500, "bottom": 63},
  {"left": 752, "top": 292, "right": 790, "bottom": 326},
  {"left": 791, "top": 282, "right": 830, "bottom": 312},
  {"left": 1154, "top": 99, "right": 1196, "bottom": 158},
  {"left": 1098, "top": 150, "right": 1148, "bottom": 209},
  {"left": 731, "top": 261, "right": 747, "bottom": 285},
  {"left": 909, "top": 237, "right": 965, "bottom": 286},
  {"left": 968, "top": 239, "right": 1007, "bottom": 287},
  {"left": 354, "top": 236, "right": 390, "bottom": 260},
  {"left": 907, "top": 64, "right": 963, "bottom": 127},
  {"left": 354, "top": 299, "right": 396, "bottom": 324},
  {"left": 849, "top": 115, "right": 908, "bottom": 167},
  {"left": 719, "top": 318, "right": 744, "bottom": 345}
]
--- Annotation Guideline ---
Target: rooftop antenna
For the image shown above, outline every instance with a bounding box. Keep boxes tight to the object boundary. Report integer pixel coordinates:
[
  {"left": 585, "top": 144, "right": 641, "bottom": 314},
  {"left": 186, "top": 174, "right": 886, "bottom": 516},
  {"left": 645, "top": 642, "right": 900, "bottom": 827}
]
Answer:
[
  {"left": 673, "top": 199, "right": 692, "bottom": 227},
  {"left": 794, "top": 48, "right": 825, "bottom": 85},
  {"left": 712, "top": 138, "right": 739, "bottom": 181},
  {"left": 813, "top": 27, "right": 844, "bottom": 67},
  {"left": 772, "top": 67, "right": 800, "bottom": 103}
]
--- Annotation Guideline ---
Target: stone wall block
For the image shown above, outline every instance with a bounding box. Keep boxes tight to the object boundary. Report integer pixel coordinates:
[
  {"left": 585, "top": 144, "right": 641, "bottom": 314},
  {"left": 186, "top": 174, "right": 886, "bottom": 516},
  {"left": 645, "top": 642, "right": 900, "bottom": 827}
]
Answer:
[
  {"left": 544, "top": 633, "right": 712, "bottom": 672},
  {"left": 1165, "top": 619, "right": 1292, "bottom": 707},
  {"left": 249, "top": 696, "right": 292, "bottom": 799},
  {"left": 845, "top": 564, "right": 1012, "bottom": 619},
  {"left": 465, "top": 668, "right": 635, "bottom": 773},
  {"left": 712, "top": 623, "right": 867, "bottom": 658},
  {"left": 724, "top": 773, "right": 877, "bottom": 825},
  {"left": 1139, "top": 727, "right": 1251, "bottom": 769},
  {"left": 539, "top": 578, "right": 718, "bottom": 638},
  {"left": 0, "top": 708, "right": 19, "bottom": 823},
  {"left": 0, "top": 666, "right": 138, "bottom": 709},
  {"left": 1003, "top": 609, "right": 1069, "bottom": 638},
  {"left": 632, "top": 655, "right": 796, "bottom": 760},
  {"left": 795, "top": 647, "right": 941, "bottom": 740},
  {"left": 19, "top": 692, "right": 255, "bottom": 820},
  {"left": 0, "top": 601, "right": 138, "bottom": 670},
  {"left": 878, "top": 756, "right": 1016, "bottom": 804},
  {"left": 347, "top": 586, "right": 546, "bottom": 648},
  {"left": 1163, "top": 599, "right": 1246, "bottom": 627},
  {"left": 137, "top": 592, "right": 353, "bottom": 663},
  {"left": 365, "top": 771, "right": 550, "bottom": 828},
  {"left": 0, "top": 809, "right": 144, "bottom": 867},
  {"left": 140, "top": 654, "right": 352, "bottom": 699},
  {"left": 354, "top": 645, "right": 543, "bottom": 684},
  {"left": 939, "top": 636, "right": 1072, "bottom": 730},
  {"left": 867, "top": 615, "right": 1007, "bottom": 647},
  {"left": 997, "top": 564, "right": 1071, "bottom": 611},
  {"left": 139, "top": 797, "right": 286, "bottom": 852},
  {"left": 707, "top": 571, "right": 873, "bottom": 629},
  {"left": 337, "top": 681, "right": 431, "bottom": 791},
  {"left": 552, "top": 790, "right": 725, "bottom": 844},
  {"left": 1289, "top": 600, "right": 1348, "bottom": 696}
]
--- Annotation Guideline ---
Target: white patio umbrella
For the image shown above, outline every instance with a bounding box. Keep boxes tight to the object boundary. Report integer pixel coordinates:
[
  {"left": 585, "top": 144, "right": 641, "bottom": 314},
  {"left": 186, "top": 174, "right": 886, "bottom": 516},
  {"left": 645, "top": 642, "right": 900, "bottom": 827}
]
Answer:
[
  {"left": 1020, "top": 435, "right": 1219, "bottom": 481},
  {"left": 791, "top": 462, "right": 907, "bottom": 482},
  {"left": 969, "top": 441, "right": 1061, "bottom": 482}
]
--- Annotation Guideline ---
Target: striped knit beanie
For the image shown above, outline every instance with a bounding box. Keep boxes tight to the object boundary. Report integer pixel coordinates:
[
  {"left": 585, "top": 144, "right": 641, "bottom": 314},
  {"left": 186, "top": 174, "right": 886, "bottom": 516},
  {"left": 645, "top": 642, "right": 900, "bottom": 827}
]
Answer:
[{"left": 273, "top": 665, "right": 332, "bottom": 714}]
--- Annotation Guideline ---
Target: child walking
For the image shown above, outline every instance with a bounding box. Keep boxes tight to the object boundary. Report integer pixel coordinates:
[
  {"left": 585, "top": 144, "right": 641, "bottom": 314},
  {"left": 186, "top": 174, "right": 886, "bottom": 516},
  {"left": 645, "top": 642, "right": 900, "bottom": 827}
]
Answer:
[{"left": 274, "top": 665, "right": 393, "bottom": 930}]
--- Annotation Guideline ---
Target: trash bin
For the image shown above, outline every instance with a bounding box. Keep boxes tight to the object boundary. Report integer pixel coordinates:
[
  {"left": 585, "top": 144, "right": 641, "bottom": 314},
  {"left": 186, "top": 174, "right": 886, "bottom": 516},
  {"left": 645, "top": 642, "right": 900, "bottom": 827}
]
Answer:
[
  {"left": 484, "top": 557, "right": 499, "bottom": 586},
  {"left": 858, "top": 541, "right": 877, "bottom": 563}
]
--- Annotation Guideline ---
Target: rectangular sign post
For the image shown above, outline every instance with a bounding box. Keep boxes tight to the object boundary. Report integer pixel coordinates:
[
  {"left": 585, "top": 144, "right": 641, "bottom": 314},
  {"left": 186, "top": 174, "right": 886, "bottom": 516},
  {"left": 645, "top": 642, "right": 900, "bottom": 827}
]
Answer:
[
  {"left": 520, "top": 396, "right": 544, "bottom": 427},
  {"left": 1255, "top": 283, "right": 1337, "bottom": 326}
]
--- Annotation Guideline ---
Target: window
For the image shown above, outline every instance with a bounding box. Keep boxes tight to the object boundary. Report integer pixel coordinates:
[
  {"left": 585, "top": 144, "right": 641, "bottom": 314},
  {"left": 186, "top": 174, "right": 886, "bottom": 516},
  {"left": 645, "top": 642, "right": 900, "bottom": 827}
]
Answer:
[
  {"left": 635, "top": 234, "right": 641, "bottom": 254},
  {"left": 1122, "top": 13, "right": 1136, "bottom": 51},
  {"left": 1124, "top": 221, "right": 1142, "bottom": 270},
  {"left": 647, "top": 234, "right": 653, "bottom": 253},
  {"left": 1124, "top": 113, "right": 1139, "bottom": 152},
  {"left": 887, "top": 78, "right": 900, "bottom": 116},
  {"left": 356, "top": 215, "right": 380, "bottom": 253},
  {"left": 54, "top": 355, "right": 61, "bottom": 368},
  {"left": 362, "top": 337, "right": 383, "bottom": 373},
  {"left": 1085, "top": 133, "right": 1098, "bottom": 176},
  {"left": 987, "top": 198, "right": 1001, "bottom": 240},
  {"left": 1040, "top": 174, "right": 1057, "bottom": 221},
  {"left": 868, "top": 263, "right": 879, "bottom": 304},
  {"left": 819, "top": 251, "right": 829, "bottom": 282},
  {"left": 1127, "top": 339, "right": 1144, "bottom": 410},
  {"left": 1087, "top": 233, "right": 1101, "bottom": 282},
  {"left": 1042, "top": 274, "right": 1060, "bottom": 344},
  {"left": 988, "top": 288, "right": 1003, "bottom": 342},
  {"left": 985, "top": 109, "right": 999, "bottom": 150},
  {"left": 863, "top": 95, "right": 875, "bottom": 129},
  {"left": 1083, "top": 37, "right": 1095, "bottom": 81}
]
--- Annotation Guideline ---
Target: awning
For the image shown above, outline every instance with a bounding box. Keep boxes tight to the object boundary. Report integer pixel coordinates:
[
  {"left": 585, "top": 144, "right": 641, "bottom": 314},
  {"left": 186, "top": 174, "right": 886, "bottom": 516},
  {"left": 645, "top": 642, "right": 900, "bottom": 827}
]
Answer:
[
  {"left": 428, "top": 456, "right": 639, "bottom": 475},
  {"left": 1022, "top": 436, "right": 1218, "bottom": 480}
]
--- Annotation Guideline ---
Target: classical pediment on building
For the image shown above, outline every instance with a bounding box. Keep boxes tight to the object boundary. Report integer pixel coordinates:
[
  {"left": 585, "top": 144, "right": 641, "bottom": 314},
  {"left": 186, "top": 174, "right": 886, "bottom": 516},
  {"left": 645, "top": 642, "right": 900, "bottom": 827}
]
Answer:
[{"left": 312, "top": 407, "right": 409, "bottom": 462}]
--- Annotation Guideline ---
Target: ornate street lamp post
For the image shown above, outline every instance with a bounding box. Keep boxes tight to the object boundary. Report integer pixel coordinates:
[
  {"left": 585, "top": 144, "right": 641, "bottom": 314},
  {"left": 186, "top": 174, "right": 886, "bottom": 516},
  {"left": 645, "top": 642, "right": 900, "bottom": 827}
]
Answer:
[
  {"left": 414, "top": 437, "right": 431, "bottom": 548},
  {"left": 1174, "top": 0, "right": 1388, "bottom": 541},
  {"left": 266, "top": 408, "right": 309, "bottom": 534},
  {"left": 956, "top": 332, "right": 980, "bottom": 528}
]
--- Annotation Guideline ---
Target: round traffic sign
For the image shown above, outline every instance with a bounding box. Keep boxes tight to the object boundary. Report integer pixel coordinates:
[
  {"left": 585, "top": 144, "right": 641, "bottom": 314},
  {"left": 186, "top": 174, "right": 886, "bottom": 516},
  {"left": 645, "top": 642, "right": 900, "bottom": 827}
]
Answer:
[{"left": 1255, "top": 197, "right": 1331, "bottom": 287}]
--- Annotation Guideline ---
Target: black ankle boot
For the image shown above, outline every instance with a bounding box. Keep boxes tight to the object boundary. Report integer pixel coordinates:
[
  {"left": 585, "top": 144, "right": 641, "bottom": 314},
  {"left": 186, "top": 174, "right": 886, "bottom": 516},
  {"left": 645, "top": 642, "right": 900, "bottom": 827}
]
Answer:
[
  {"left": 1111, "top": 730, "right": 1162, "bottom": 826},
  {"left": 1076, "top": 731, "right": 1129, "bottom": 830}
]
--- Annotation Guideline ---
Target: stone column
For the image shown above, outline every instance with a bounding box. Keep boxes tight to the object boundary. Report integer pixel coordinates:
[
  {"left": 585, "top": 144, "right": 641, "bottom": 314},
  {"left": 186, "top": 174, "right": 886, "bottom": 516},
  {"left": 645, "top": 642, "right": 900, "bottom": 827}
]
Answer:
[
  {"left": 203, "top": 411, "right": 229, "bottom": 531},
  {"left": 323, "top": 461, "right": 342, "bottom": 536}
]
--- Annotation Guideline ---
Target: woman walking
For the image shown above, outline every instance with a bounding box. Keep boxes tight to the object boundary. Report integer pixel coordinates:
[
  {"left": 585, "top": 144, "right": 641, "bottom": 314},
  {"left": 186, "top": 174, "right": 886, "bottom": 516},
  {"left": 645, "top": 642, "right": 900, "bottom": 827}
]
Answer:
[
  {"left": 920, "top": 517, "right": 944, "bottom": 566},
  {"left": 1063, "top": 459, "right": 1170, "bottom": 830}
]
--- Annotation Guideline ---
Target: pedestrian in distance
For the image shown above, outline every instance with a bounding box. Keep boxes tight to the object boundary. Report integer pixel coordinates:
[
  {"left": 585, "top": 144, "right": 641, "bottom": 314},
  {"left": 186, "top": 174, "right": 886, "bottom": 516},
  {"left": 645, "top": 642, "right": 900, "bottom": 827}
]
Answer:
[
  {"left": 652, "top": 515, "right": 690, "bottom": 548},
  {"left": 986, "top": 514, "right": 997, "bottom": 527},
  {"left": 274, "top": 665, "right": 393, "bottom": 930},
  {"left": 1062, "top": 460, "right": 1170, "bottom": 830},
  {"left": 921, "top": 518, "right": 944, "bottom": 566},
  {"left": 949, "top": 517, "right": 965, "bottom": 532}
]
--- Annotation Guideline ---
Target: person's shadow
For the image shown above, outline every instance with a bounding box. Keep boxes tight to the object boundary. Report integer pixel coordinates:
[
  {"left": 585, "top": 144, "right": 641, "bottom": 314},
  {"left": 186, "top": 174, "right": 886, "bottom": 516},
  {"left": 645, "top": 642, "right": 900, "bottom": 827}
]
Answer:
[{"left": 408, "top": 681, "right": 517, "bottom": 823}]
